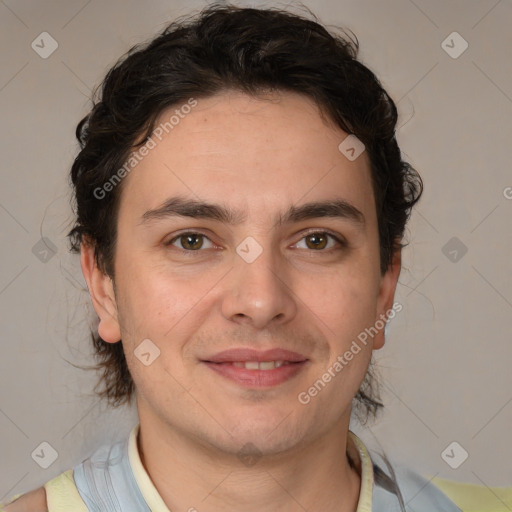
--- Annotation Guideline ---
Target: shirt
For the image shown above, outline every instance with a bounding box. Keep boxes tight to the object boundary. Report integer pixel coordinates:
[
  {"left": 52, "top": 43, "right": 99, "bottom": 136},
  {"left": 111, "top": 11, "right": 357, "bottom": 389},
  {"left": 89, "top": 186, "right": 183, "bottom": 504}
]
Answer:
[{"left": 1, "top": 424, "right": 510, "bottom": 511}]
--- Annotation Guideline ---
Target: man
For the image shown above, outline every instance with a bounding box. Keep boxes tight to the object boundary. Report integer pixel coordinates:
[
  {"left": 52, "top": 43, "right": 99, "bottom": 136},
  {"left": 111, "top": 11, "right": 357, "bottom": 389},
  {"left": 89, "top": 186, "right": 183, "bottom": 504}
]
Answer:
[{"left": 1, "top": 4, "right": 503, "bottom": 511}]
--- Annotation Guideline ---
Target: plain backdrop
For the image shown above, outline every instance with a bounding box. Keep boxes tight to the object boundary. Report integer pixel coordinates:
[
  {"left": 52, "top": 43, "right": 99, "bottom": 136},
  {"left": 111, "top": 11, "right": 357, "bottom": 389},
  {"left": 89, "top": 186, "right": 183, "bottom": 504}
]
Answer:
[{"left": 1, "top": 0, "right": 511, "bottom": 501}]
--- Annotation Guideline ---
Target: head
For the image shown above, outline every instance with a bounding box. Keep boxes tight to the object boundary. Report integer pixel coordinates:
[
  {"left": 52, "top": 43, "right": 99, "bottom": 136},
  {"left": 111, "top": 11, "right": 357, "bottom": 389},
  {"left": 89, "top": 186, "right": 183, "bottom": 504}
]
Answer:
[{"left": 69, "top": 3, "right": 422, "bottom": 452}]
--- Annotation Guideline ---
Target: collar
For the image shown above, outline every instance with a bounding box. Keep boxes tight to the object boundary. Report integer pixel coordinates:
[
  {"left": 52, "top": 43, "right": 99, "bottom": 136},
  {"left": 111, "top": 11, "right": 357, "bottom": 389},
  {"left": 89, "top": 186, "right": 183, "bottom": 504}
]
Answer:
[{"left": 128, "top": 424, "right": 374, "bottom": 511}]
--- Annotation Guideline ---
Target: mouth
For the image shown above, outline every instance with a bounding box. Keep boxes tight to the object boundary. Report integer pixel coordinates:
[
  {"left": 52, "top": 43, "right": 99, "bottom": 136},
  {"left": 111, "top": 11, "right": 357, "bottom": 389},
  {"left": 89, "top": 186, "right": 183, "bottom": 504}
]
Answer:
[
  {"left": 230, "top": 360, "right": 296, "bottom": 369},
  {"left": 201, "top": 348, "right": 309, "bottom": 387}
]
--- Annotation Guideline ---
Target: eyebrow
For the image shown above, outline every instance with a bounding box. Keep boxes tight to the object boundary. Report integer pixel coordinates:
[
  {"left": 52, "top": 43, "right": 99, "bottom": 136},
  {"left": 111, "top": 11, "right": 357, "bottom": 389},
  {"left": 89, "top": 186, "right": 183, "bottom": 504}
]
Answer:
[{"left": 140, "top": 196, "right": 365, "bottom": 229}]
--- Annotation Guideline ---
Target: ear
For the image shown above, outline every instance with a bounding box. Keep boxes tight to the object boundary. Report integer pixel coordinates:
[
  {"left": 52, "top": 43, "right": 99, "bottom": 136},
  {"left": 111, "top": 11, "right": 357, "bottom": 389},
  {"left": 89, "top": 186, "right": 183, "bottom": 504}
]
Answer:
[
  {"left": 80, "top": 240, "right": 121, "bottom": 344},
  {"left": 373, "top": 247, "right": 402, "bottom": 350}
]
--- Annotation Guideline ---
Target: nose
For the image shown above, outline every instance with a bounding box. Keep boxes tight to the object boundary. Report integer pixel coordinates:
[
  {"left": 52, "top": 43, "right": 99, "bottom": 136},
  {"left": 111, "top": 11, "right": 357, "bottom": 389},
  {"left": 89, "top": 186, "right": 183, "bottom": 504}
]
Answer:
[{"left": 221, "top": 242, "right": 297, "bottom": 330}]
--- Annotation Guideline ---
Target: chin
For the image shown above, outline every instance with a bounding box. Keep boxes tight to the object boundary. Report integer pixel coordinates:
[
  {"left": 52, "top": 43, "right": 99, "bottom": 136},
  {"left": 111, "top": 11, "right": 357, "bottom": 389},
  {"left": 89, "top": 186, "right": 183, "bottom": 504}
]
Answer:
[{"left": 226, "top": 414, "right": 306, "bottom": 452}]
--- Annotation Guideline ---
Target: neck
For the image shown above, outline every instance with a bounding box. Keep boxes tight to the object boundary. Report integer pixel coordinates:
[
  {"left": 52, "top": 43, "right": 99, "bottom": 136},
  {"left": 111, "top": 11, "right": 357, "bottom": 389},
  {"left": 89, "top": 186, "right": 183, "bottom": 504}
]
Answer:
[{"left": 136, "top": 410, "right": 361, "bottom": 512}]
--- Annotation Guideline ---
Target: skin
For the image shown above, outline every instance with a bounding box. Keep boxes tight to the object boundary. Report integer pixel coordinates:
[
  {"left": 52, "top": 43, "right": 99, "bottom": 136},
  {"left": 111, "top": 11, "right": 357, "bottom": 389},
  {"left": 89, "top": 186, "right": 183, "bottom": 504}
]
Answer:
[
  {"left": 2, "top": 487, "right": 47, "bottom": 511},
  {"left": 80, "top": 90, "right": 401, "bottom": 512}
]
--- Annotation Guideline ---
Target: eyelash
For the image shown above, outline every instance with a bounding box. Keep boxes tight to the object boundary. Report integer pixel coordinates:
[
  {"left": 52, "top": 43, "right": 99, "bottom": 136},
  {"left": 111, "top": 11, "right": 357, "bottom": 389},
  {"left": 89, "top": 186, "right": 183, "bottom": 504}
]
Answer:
[{"left": 165, "top": 230, "right": 347, "bottom": 253}]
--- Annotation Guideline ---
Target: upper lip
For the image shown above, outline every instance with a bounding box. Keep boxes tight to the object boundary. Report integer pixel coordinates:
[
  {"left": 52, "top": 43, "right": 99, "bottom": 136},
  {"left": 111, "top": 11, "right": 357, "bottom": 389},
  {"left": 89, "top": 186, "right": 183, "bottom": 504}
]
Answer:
[{"left": 203, "top": 348, "right": 308, "bottom": 363}]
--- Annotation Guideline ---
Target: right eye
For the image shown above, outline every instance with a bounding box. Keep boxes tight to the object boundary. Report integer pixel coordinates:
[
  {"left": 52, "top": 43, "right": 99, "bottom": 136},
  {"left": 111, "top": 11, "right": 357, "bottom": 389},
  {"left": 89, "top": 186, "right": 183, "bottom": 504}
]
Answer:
[{"left": 165, "top": 232, "right": 215, "bottom": 251}]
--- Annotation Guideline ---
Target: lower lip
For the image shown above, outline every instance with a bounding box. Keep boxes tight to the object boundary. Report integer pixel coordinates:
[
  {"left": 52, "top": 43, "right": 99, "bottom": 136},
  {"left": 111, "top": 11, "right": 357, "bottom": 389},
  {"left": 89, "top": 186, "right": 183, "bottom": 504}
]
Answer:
[{"left": 202, "top": 361, "right": 307, "bottom": 387}]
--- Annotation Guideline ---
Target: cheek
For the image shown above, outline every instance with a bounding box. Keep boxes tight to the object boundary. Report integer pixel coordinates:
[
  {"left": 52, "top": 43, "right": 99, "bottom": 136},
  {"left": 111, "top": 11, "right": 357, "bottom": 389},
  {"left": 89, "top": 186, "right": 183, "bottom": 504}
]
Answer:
[
  {"left": 113, "top": 253, "right": 222, "bottom": 362},
  {"left": 113, "top": 256, "right": 182, "bottom": 341},
  {"left": 114, "top": 267, "right": 195, "bottom": 396},
  {"left": 315, "top": 285, "right": 376, "bottom": 396},
  {"left": 298, "top": 263, "right": 379, "bottom": 336}
]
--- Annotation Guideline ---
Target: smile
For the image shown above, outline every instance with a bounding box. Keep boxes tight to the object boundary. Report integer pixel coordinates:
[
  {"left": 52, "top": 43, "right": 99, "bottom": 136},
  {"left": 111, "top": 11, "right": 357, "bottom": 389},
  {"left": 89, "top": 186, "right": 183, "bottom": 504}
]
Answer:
[
  {"left": 203, "top": 360, "right": 307, "bottom": 387},
  {"left": 231, "top": 360, "right": 291, "bottom": 369}
]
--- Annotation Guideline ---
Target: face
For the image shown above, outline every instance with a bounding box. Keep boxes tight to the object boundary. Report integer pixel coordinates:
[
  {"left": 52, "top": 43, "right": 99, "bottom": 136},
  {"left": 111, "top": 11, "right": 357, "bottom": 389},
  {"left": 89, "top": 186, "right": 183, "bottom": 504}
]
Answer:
[{"left": 83, "top": 90, "right": 400, "bottom": 457}]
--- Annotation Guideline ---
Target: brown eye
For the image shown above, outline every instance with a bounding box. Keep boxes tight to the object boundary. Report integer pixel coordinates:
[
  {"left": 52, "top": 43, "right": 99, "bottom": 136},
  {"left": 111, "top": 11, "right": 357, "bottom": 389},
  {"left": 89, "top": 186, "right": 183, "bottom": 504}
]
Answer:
[
  {"left": 181, "top": 234, "right": 203, "bottom": 250},
  {"left": 305, "top": 233, "right": 328, "bottom": 250},
  {"left": 295, "top": 231, "right": 344, "bottom": 251},
  {"left": 168, "top": 233, "right": 213, "bottom": 251}
]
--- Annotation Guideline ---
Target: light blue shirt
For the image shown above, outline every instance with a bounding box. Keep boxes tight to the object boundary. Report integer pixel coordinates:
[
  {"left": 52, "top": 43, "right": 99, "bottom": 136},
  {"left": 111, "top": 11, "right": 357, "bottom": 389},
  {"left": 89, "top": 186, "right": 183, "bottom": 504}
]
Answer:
[{"left": 69, "top": 425, "right": 461, "bottom": 511}]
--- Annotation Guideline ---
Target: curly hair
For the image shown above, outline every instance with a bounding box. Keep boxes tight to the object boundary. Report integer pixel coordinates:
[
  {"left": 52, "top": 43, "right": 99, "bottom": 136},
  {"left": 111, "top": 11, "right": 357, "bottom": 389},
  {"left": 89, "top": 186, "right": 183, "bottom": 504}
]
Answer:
[{"left": 68, "top": 3, "right": 423, "bottom": 421}]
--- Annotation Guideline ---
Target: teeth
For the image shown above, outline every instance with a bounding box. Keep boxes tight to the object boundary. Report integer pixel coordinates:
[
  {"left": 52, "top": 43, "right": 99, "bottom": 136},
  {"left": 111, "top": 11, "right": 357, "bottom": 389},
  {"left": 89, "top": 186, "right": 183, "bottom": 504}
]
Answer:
[{"left": 231, "top": 360, "right": 289, "bottom": 370}]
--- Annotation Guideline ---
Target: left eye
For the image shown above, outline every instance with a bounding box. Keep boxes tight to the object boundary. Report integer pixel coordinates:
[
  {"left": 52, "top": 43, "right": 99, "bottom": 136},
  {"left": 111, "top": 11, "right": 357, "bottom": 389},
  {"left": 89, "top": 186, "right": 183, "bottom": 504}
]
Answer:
[
  {"left": 295, "top": 232, "right": 342, "bottom": 251},
  {"left": 167, "top": 233, "right": 214, "bottom": 251}
]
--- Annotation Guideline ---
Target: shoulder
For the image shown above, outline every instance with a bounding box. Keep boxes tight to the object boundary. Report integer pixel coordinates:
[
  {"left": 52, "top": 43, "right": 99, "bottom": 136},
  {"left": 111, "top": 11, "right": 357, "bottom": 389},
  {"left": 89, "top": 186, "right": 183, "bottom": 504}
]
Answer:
[
  {"left": 2, "top": 486, "right": 47, "bottom": 512},
  {"left": 371, "top": 450, "right": 512, "bottom": 512},
  {"left": 431, "top": 475, "right": 512, "bottom": 512},
  {"left": 369, "top": 450, "right": 463, "bottom": 511},
  {"left": 1, "top": 469, "right": 88, "bottom": 512}
]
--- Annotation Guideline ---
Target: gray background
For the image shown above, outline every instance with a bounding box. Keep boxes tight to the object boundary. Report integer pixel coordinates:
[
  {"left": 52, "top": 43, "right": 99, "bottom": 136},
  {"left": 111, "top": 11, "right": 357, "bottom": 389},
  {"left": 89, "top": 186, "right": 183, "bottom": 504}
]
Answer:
[{"left": 1, "top": 0, "right": 511, "bottom": 503}]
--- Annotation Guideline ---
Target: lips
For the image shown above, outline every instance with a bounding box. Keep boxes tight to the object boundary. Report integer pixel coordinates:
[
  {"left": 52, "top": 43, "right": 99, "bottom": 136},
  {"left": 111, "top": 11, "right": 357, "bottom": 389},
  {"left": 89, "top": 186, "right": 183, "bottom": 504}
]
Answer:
[
  {"left": 202, "top": 348, "right": 309, "bottom": 387},
  {"left": 203, "top": 348, "right": 308, "bottom": 364}
]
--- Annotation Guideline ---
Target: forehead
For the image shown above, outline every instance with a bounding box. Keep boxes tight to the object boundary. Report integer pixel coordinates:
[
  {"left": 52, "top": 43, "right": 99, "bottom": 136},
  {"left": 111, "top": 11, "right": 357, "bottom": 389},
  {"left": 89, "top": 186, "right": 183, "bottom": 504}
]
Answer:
[{"left": 117, "top": 90, "right": 376, "bottom": 226}]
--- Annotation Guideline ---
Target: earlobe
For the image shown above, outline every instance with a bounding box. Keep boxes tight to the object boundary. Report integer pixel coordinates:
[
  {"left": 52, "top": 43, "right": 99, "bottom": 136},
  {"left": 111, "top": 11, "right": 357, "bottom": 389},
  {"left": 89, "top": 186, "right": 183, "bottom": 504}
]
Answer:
[
  {"left": 80, "top": 241, "right": 121, "bottom": 343},
  {"left": 373, "top": 248, "right": 402, "bottom": 350}
]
